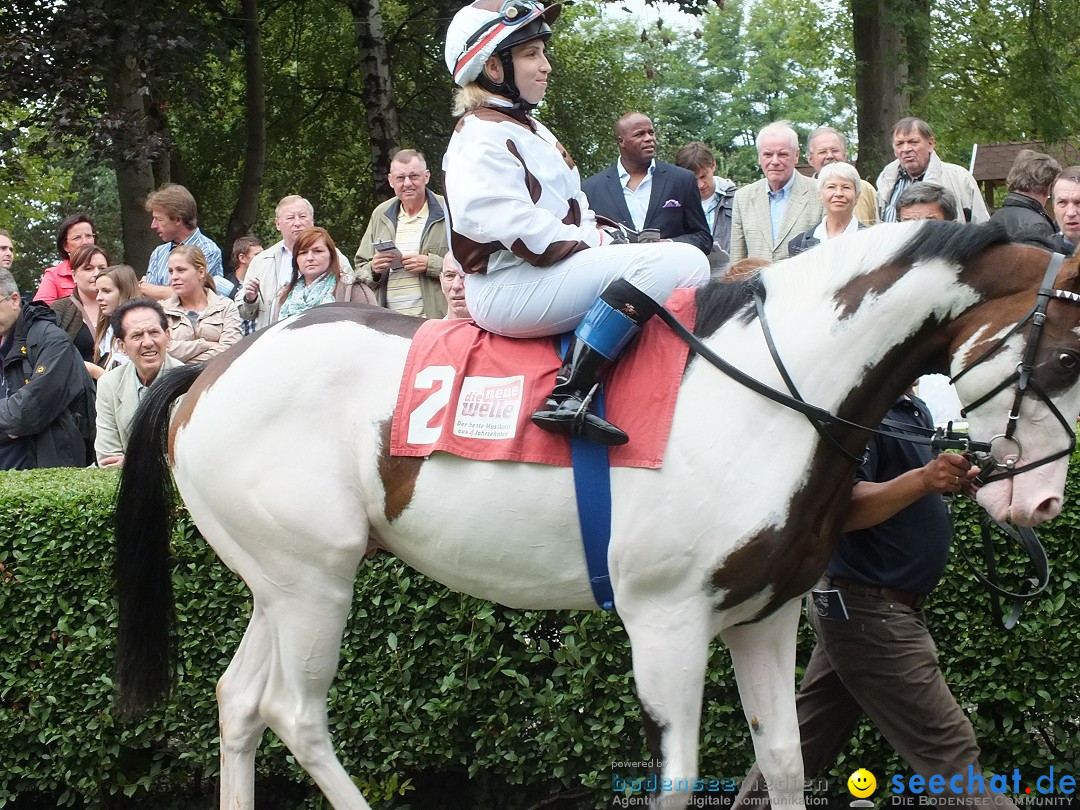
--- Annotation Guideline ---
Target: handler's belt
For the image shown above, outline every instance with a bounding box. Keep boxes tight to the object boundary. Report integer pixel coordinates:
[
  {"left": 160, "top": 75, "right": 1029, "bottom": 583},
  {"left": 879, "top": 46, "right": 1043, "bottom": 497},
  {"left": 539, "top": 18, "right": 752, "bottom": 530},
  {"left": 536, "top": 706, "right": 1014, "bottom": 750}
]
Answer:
[{"left": 823, "top": 576, "right": 927, "bottom": 610}]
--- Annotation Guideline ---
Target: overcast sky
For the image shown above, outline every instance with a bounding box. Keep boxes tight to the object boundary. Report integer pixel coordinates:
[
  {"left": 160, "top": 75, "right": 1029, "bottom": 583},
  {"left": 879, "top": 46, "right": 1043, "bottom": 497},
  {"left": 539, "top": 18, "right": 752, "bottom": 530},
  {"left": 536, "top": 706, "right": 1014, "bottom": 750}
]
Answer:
[{"left": 599, "top": 0, "right": 702, "bottom": 31}]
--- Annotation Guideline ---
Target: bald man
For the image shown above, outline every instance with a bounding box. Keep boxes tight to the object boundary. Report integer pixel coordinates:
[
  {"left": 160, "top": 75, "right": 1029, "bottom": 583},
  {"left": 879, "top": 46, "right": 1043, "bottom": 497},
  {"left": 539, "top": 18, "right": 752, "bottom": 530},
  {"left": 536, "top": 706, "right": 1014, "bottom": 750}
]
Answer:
[{"left": 581, "top": 112, "right": 711, "bottom": 255}]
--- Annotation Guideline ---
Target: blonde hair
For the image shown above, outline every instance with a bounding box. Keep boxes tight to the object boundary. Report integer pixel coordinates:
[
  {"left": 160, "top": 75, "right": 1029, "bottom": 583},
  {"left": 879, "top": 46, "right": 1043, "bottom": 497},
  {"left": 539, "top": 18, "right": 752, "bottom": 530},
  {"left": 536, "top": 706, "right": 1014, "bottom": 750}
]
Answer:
[
  {"left": 452, "top": 83, "right": 498, "bottom": 117},
  {"left": 169, "top": 245, "right": 216, "bottom": 293}
]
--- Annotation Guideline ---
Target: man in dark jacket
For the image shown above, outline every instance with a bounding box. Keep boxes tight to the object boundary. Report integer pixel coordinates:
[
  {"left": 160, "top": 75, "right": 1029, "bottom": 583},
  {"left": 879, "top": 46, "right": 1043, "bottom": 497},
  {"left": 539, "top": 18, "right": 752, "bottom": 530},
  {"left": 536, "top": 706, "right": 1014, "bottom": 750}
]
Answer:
[
  {"left": 989, "top": 149, "right": 1061, "bottom": 248},
  {"left": 581, "top": 112, "right": 712, "bottom": 255},
  {"left": 0, "top": 270, "right": 94, "bottom": 469}
]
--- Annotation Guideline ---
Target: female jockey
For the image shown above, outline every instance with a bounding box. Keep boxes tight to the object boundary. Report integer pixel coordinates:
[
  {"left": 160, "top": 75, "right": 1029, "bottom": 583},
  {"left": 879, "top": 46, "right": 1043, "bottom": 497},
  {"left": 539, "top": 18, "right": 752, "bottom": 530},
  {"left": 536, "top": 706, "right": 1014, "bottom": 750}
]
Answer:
[{"left": 443, "top": 0, "right": 710, "bottom": 446}]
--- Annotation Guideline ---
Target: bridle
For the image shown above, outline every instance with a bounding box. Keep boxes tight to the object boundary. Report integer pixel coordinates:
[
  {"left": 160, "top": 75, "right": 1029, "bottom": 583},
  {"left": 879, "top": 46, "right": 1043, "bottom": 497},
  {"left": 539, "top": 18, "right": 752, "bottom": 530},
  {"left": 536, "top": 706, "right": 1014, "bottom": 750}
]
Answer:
[
  {"left": 949, "top": 252, "right": 1078, "bottom": 484},
  {"left": 657, "top": 251, "right": 1076, "bottom": 479}
]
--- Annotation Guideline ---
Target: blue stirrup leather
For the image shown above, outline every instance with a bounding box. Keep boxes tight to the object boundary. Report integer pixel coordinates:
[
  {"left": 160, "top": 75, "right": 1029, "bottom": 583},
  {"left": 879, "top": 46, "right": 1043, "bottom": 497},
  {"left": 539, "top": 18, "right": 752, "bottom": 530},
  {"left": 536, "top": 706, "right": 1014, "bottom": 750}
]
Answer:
[{"left": 559, "top": 332, "right": 615, "bottom": 611}]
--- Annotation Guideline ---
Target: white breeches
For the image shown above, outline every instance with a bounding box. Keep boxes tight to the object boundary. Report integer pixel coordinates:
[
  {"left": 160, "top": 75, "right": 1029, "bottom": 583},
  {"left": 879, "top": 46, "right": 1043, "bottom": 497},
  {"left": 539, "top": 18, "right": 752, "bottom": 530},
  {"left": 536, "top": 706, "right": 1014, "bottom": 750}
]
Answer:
[{"left": 465, "top": 242, "right": 710, "bottom": 338}]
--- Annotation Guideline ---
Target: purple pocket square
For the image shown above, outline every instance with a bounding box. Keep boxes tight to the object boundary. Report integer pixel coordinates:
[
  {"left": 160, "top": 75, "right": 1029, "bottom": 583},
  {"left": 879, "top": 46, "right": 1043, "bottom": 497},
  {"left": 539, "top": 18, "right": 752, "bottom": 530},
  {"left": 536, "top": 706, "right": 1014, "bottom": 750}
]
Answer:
[{"left": 662, "top": 199, "right": 682, "bottom": 208}]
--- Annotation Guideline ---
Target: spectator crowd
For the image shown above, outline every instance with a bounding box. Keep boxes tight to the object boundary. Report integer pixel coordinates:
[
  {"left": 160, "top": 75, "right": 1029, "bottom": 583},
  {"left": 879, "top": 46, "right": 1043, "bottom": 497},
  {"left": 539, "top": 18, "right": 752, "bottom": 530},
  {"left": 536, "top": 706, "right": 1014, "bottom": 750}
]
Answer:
[{"left": 0, "top": 113, "right": 1077, "bottom": 474}]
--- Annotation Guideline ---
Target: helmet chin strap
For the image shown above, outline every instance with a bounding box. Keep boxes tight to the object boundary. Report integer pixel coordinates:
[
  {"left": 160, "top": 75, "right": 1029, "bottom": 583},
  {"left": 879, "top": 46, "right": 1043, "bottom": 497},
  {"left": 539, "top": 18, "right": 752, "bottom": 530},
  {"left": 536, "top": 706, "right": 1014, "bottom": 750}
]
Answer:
[{"left": 478, "top": 51, "right": 538, "bottom": 111}]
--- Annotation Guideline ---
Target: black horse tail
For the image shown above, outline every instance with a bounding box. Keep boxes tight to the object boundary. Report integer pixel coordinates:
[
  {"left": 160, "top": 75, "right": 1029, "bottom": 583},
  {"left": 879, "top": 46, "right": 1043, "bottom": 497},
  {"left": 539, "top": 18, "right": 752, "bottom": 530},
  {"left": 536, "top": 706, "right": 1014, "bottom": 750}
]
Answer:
[{"left": 114, "top": 363, "right": 204, "bottom": 719}]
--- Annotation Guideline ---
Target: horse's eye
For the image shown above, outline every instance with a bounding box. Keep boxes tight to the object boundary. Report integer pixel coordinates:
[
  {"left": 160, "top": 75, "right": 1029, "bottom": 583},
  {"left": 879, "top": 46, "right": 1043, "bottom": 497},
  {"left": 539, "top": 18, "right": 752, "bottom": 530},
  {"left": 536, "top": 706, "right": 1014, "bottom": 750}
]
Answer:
[{"left": 1058, "top": 352, "right": 1079, "bottom": 371}]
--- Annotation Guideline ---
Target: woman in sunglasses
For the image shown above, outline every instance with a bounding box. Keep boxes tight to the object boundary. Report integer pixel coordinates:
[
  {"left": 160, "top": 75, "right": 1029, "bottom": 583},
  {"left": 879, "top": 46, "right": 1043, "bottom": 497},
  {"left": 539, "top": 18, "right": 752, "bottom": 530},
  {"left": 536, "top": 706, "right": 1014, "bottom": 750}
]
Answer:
[{"left": 443, "top": 0, "right": 709, "bottom": 446}]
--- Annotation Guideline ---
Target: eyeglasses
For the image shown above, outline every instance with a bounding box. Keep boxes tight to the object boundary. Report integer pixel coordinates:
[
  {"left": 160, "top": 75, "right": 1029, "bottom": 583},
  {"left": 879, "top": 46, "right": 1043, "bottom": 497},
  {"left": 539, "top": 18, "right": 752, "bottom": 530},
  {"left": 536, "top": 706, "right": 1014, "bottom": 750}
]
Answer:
[
  {"left": 465, "top": 0, "right": 544, "bottom": 47},
  {"left": 390, "top": 172, "right": 426, "bottom": 185}
]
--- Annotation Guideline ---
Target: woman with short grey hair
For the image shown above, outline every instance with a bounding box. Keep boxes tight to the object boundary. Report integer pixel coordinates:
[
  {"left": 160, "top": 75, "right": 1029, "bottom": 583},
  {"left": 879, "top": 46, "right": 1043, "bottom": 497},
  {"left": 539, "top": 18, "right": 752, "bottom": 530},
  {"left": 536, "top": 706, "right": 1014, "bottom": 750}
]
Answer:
[{"left": 788, "top": 162, "right": 864, "bottom": 257}]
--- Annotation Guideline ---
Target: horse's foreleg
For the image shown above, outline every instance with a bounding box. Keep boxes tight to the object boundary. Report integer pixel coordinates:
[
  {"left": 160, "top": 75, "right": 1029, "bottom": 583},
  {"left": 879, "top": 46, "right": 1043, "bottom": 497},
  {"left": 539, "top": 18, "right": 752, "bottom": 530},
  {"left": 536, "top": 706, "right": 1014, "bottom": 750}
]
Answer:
[
  {"left": 622, "top": 602, "right": 712, "bottom": 810},
  {"left": 258, "top": 581, "right": 372, "bottom": 810},
  {"left": 721, "top": 598, "right": 803, "bottom": 810},
  {"left": 218, "top": 603, "right": 271, "bottom": 810}
]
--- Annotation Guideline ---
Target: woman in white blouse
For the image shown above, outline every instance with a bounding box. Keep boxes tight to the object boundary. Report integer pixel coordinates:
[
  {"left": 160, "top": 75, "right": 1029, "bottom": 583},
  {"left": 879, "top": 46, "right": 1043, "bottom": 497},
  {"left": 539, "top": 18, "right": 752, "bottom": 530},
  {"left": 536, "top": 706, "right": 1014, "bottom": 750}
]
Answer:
[{"left": 788, "top": 162, "right": 864, "bottom": 257}]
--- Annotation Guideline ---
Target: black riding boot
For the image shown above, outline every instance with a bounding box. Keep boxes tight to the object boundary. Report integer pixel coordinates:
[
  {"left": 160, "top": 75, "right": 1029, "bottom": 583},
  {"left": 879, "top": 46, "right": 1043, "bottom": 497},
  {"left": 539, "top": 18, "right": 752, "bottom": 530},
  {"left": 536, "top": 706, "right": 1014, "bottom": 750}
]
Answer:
[{"left": 531, "top": 279, "right": 661, "bottom": 445}]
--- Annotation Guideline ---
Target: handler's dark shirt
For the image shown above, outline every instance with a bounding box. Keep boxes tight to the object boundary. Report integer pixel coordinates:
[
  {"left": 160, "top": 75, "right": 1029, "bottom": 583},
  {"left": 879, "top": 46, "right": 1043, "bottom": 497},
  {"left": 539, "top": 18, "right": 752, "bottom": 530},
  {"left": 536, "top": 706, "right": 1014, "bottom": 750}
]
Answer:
[{"left": 826, "top": 395, "right": 952, "bottom": 596}]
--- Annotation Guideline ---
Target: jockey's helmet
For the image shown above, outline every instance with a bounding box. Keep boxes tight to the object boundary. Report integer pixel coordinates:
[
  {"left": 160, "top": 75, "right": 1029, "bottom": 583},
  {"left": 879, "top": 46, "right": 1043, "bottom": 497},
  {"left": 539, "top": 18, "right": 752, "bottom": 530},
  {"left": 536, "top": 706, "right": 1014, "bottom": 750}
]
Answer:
[{"left": 445, "top": 0, "right": 560, "bottom": 98}]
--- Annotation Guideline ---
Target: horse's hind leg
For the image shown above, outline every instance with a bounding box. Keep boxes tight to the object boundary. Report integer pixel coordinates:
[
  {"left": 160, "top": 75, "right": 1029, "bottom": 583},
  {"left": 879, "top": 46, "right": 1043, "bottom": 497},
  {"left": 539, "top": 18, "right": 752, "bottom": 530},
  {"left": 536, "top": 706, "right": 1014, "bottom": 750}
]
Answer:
[
  {"left": 721, "top": 597, "right": 803, "bottom": 810},
  {"left": 217, "top": 603, "right": 271, "bottom": 810},
  {"left": 259, "top": 581, "right": 372, "bottom": 810}
]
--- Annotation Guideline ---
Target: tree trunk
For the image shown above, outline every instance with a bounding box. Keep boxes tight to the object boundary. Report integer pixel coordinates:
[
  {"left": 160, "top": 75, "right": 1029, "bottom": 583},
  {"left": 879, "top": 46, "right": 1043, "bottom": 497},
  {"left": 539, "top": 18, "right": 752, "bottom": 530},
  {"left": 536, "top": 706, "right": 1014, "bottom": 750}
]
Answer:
[
  {"left": 349, "top": 0, "right": 400, "bottom": 200},
  {"left": 225, "top": 0, "right": 267, "bottom": 254},
  {"left": 851, "top": 0, "right": 928, "bottom": 179},
  {"left": 105, "top": 30, "right": 159, "bottom": 272}
]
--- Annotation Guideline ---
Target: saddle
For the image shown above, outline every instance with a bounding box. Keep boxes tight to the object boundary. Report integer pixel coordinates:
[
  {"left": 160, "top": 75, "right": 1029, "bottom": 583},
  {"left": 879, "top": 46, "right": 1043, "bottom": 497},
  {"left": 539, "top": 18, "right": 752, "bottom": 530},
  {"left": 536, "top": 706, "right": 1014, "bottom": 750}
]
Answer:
[{"left": 390, "top": 288, "right": 698, "bottom": 468}]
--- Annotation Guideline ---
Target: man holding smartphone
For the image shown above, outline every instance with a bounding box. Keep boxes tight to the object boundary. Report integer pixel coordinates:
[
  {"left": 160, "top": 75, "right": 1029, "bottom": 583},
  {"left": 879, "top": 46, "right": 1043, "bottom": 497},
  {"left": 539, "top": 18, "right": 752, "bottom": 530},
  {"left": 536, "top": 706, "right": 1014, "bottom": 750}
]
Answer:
[{"left": 354, "top": 149, "right": 449, "bottom": 319}]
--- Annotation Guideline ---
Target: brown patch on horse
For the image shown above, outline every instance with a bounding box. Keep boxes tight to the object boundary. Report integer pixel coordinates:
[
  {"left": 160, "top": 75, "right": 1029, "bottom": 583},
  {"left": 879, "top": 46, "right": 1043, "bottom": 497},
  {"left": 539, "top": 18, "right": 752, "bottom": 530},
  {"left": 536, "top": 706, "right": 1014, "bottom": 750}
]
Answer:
[
  {"left": 638, "top": 701, "right": 666, "bottom": 787},
  {"left": 377, "top": 418, "right": 424, "bottom": 522},
  {"left": 832, "top": 261, "right": 913, "bottom": 320},
  {"left": 709, "top": 321, "right": 946, "bottom": 619},
  {"left": 168, "top": 333, "right": 263, "bottom": 460},
  {"left": 934, "top": 246, "right": 1074, "bottom": 374}
]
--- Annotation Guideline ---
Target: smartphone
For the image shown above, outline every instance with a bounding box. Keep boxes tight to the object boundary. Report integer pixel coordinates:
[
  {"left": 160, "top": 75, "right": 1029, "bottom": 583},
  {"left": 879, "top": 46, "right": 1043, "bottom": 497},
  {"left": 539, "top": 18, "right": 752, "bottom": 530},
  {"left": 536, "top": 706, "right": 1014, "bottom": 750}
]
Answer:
[{"left": 372, "top": 240, "right": 404, "bottom": 271}]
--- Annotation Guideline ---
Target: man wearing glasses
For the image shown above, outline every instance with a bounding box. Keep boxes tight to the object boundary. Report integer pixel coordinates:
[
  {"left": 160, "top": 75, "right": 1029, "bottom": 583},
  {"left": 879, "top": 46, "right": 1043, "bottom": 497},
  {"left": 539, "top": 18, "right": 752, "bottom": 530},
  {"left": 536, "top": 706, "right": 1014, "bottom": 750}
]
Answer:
[{"left": 354, "top": 149, "right": 449, "bottom": 319}]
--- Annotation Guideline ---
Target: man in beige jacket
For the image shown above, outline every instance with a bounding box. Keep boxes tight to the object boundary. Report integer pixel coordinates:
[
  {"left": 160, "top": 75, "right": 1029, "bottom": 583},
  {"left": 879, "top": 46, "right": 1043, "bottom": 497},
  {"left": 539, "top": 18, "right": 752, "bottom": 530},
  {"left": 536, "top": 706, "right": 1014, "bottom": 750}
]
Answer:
[{"left": 730, "top": 121, "right": 824, "bottom": 262}]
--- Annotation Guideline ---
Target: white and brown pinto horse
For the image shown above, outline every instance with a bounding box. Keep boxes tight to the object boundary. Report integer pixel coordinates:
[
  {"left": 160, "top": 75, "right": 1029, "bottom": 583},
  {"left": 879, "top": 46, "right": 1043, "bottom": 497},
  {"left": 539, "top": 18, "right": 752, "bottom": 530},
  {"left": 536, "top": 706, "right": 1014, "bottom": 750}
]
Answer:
[{"left": 114, "top": 221, "right": 1080, "bottom": 810}]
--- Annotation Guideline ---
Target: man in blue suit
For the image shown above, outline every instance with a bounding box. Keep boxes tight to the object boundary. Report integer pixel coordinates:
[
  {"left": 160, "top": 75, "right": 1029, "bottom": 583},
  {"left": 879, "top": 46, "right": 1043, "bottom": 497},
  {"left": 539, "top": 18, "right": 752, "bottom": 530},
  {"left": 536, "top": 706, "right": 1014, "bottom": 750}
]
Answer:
[{"left": 581, "top": 112, "right": 711, "bottom": 255}]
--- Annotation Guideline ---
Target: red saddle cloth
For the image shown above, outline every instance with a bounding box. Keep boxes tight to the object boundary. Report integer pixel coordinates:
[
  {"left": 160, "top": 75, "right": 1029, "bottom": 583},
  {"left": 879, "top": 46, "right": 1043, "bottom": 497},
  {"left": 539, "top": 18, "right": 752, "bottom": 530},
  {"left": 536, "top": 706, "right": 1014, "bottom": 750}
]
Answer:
[{"left": 390, "top": 288, "right": 697, "bottom": 468}]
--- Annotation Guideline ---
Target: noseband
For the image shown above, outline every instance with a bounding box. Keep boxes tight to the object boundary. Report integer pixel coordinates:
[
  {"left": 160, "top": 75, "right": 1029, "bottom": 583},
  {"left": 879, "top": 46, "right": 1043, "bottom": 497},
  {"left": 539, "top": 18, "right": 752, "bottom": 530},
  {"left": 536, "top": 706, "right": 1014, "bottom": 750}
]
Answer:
[{"left": 949, "top": 253, "right": 1077, "bottom": 484}]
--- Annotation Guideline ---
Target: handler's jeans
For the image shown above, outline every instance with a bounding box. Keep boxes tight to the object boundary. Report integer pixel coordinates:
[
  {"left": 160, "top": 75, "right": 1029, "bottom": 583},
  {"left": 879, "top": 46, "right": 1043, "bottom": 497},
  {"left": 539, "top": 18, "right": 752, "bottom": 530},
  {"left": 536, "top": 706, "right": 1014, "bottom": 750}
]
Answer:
[
  {"left": 733, "top": 588, "right": 1018, "bottom": 809},
  {"left": 464, "top": 241, "right": 709, "bottom": 338}
]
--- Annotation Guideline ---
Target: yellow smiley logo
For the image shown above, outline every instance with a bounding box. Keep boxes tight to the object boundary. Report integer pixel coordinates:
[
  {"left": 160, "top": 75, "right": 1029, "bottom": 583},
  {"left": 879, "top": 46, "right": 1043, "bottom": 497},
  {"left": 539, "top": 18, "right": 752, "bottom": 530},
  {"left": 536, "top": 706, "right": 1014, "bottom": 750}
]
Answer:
[{"left": 847, "top": 768, "right": 876, "bottom": 798}]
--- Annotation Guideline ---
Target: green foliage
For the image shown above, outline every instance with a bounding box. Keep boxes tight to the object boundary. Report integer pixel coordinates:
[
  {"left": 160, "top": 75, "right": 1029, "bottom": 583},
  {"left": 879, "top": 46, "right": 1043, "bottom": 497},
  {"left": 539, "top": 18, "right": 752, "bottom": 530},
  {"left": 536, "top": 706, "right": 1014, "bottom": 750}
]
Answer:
[
  {"left": 645, "top": 0, "right": 856, "bottom": 184},
  {"left": 2, "top": 458, "right": 1079, "bottom": 806},
  {"left": 927, "top": 0, "right": 1080, "bottom": 166},
  {"left": 540, "top": 6, "right": 659, "bottom": 178}
]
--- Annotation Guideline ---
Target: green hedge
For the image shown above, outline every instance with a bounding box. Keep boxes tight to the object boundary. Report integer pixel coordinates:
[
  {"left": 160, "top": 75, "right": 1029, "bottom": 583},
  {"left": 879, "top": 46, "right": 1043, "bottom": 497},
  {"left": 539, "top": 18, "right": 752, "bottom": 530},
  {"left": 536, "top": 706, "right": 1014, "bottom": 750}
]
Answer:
[{"left": 0, "top": 464, "right": 1077, "bottom": 808}]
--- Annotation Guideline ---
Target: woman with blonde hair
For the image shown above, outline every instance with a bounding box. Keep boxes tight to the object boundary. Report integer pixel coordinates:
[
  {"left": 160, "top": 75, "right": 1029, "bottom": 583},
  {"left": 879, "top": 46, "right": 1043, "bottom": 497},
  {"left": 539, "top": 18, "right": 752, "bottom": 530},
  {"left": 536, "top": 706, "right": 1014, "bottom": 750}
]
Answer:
[
  {"left": 50, "top": 243, "right": 108, "bottom": 366},
  {"left": 92, "top": 264, "right": 141, "bottom": 374},
  {"left": 162, "top": 245, "right": 242, "bottom": 363},
  {"left": 269, "top": 227, "right": 374, "bottom": 324}
]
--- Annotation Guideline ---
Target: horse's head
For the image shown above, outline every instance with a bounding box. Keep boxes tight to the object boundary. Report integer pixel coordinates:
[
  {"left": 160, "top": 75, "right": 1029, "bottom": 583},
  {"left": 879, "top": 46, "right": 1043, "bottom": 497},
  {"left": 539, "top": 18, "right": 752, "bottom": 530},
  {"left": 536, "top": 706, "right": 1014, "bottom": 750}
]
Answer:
[{"left": 950, "top": 247, "right": 1080, "bottom": 526}]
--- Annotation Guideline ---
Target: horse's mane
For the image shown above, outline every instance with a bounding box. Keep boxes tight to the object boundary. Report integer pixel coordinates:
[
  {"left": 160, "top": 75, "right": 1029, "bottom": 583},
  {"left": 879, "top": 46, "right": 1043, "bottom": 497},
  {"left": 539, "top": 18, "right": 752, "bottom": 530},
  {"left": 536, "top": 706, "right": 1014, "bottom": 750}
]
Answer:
[
  {"left": 694, "top": 274, "right": 765, "bottom": 338},
  {"left": 888, "top": 219, "right": 1012, "bottom": 267},
  {"left": 693, "top": 221, "right": 1015, "bottom": 339}
]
